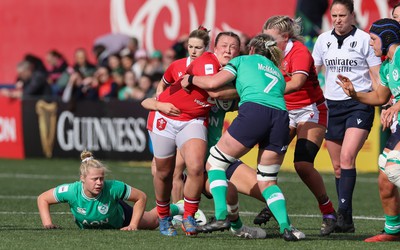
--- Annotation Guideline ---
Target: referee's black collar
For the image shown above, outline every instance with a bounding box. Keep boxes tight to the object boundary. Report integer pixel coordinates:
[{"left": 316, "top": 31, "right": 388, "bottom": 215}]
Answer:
[
  {"left": 331, "top": 25, "right": 357, "bottom": 49},
  {"left": 331, "top": 25, "right": 357, "bottom": 37}
]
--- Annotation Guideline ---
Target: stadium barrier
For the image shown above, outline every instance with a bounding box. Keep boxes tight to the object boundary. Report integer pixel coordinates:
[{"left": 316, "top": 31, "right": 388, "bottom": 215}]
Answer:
[{"left": 0, "top": 97, "right": 153, "bottom": 161}]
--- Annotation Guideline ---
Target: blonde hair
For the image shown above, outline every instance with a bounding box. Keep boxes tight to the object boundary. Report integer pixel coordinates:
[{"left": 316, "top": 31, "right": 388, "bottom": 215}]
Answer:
[
  {"left": 263, "top": 15, "right": 304, "bottom": 43},
  {"left": 248, "top": 34, "right": 283, "bottom": 67},
  {"left": 80, "top": 150, "right": 109, "bottom": 177}
]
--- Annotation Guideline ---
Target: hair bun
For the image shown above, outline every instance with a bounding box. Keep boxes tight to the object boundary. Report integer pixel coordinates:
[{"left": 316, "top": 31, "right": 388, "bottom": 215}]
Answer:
[
  {"left": 80, "top": 150, "right": 93, "bottom": 161},
  {"left": 264, "top": 40, "right": 277, "bottom": 48},
  {"left": 198, "top": 25, "right": 210, "bottom": 33}
]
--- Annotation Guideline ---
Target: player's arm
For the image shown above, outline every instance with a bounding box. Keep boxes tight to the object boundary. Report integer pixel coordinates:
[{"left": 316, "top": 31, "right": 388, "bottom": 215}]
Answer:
[
  {"left": 336, "top": 74, "right": 391, "bottom": 105},
  {"left": 155, "top": 79, "right": 168, "bottom": 97},
  {"left": 37, "top": 188, "right": 60, "bottom": 229},
  {"left": 207, "top": 83, "right": 239, "bottom": 100},
  {"left": 141, "top": 97, "right": 181, "bottom": 116},
  {"left": 120, "top": 187, "right": 147, "bottom": 231},
  {"left": 369, "top": 64, "right": 381, "bottom": 91},
  {"left": 182, "top": 70, "right": 235, "bottom": 91},
  {"left": 284, "top": 73, "right": 308, "bottom": 94}
]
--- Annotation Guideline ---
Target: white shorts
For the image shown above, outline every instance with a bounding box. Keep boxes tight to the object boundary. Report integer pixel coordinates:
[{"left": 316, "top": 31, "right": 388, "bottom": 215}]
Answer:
[
  {"left": 288, "top": 101, "right": 328, "bottom": 128},
  {"left": 148, "top": 112, "right": 207, "bottom": 158}
]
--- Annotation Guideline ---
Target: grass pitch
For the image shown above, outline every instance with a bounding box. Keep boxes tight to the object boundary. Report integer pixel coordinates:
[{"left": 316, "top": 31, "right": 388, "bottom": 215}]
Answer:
[{"left": 0, "top": 158, "right": 395, "bottom": 249}]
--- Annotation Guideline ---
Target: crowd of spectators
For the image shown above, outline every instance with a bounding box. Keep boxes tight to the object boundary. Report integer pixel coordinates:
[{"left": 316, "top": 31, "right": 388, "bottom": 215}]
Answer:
[{"left": 0, "top": 35, "right": 187, "bottom": 104}]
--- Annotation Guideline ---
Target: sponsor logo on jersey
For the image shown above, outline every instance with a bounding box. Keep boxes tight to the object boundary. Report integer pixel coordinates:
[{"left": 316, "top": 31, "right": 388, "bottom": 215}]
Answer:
[
  {"left": 156, "top": 118, "right": 167, "bottom": 131},
  {"left": 357, "top": 118, "right": 362, "bottom": 125},
  {"left": 205, "top": 64, "right": 214, "bottom": 75},
  {"left": 281, "top": 145, "right": 288, "bottom": 151},
  {"left": 178, "top": 72, "right": 183, "bottom": 77},
  {"left": 77, "top": 207, "right": 86, "bottom": 215},
  {"left": 324, "top": 57, "right": 358, "bottom": 73},
  {"left": 393, "top": 69, "right": 399, "bottom": 81},
  {"left": 98, "top": 203, "right": 109, "bottom": 215},
  {"left": 58, "top": 185, "right": 69, "bottom": 193}
]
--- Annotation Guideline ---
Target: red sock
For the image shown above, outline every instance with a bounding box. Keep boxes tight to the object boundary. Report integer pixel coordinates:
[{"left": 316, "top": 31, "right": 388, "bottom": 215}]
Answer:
[
  {"left": 183, "top": 196, "right": 200, "bottom": 219},
  {"left": 319, "top": 199, "right": 335, "bottom": 215},
  {"left": 156, "top": 199, "right": 170, "bottom": 218}
]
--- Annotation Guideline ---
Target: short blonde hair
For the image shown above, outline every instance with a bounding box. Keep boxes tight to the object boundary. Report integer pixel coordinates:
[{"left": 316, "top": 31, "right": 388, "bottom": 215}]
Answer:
[{"left": 79, "top": 150, "right": 109, "bottom": 177}]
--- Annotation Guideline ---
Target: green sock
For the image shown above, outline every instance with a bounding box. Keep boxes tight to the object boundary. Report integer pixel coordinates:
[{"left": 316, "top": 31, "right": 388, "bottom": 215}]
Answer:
[
  {"left": 208, "top": 169, "right": 228, "bottom": 220},
  {"left": 262, "top": 185, "right": 290, "bottom": 233},
  {"left": 384, "top": 214, "right": 400, "bottom": 234},
  {"left": 230, "top": 216, "right": 243, "bottom": 230},
  {"left": 170, "top": 204, "right": 180, "bottom": 217}
]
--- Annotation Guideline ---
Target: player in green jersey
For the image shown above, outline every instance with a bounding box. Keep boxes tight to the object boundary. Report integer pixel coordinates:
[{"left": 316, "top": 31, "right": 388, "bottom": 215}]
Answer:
[{"left": 37, "top": 150, "right": 190, "bottom": 232}]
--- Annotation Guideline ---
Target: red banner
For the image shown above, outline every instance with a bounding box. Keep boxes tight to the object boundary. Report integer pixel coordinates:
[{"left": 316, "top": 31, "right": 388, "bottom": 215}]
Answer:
[
  {"left": 0, "top": 0, "right": 392, "bottom": 84},
  {"left": 0, "top": 97, "right": 24, "bottom": 159}
]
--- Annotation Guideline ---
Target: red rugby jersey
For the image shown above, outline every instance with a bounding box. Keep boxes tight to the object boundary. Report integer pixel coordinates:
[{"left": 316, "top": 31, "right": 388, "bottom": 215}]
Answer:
[{"left": 283, "top": 41, "right": 324, "bottom": 110}]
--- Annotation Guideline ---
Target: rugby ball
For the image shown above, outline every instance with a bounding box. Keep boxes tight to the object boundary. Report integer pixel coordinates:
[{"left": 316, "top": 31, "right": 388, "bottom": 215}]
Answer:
[{"left": 215, "top": 99, "right": 237, "bottom": 112}]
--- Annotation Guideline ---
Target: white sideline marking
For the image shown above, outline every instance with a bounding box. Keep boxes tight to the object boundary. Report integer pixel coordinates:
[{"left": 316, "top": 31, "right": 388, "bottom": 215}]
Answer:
[
  {"left": 0, "top": 195, "right": 37, "bottom": 199},
  {"left": 0, "top": 173, "right": 378, "bottom": 183},
  {"left": 0, "top": 209, "right": 385, "bottom": 221}
]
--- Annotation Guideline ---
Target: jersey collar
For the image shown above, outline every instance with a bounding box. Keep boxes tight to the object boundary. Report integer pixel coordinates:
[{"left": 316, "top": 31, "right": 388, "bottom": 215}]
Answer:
[
  {"left": 81, "top": 182, "right": 102, "bottom": 201},
  {"left": 284, "top": 40, "right": 294, "bottom": 57},
  {"left": 186, "top": 56, "right": 191, "bottom": 67},
  {"left": 331, "top": 25, "right": 357, "bottom": 49}
]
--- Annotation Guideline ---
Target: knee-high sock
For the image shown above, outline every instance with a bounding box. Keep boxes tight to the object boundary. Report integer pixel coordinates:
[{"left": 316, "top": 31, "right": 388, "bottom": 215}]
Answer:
[
  {"left": 338, "top": 168, "right": 356, "bottom": 223},
  {"left": 208, "top": 169, "right": 228, "bottom": 220},
  {"left": 262, "top": 185, "right": 290, "bottom": 233},
  {"left": 384, "top": 214, "right": 400, "bottom": 234}
]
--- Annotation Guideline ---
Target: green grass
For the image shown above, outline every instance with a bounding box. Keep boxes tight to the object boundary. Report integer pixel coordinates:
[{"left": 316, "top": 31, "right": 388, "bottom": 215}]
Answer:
[{"left": 0, "top": 158, "right": 395, "bottom": 249}]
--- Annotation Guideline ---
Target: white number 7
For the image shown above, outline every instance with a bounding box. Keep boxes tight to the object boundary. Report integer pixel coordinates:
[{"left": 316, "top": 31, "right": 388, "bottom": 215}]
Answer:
[{"left": 263, "top": 72, "right": 278, "bottom": 93}]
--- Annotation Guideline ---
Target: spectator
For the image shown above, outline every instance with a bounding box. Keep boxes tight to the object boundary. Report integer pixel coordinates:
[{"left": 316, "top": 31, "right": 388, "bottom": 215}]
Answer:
[
  {"left": 161, "top": 48, "right": 176, "bottom": 71},
  {"left": 107, "top": 53, "right": 124, "bottom": 75},
  {"left": 120, "top": 50, "right": 135, "bottom": 73},
  {"left": 92, "top": 44, "right": 108, "bottom": 67},
  {"left": 118, "top": 70, "right": 142, "bottom": 101},
  {"left": 1, "top": 60, "right": 51, "bottom": 99},
  {"left": 132, "top": 49, "right": 148, "bottom": 79},
  {"left": 96, "top": 66, "right": 118, "bottom": 101},
  {"left": 137, "top": 74, "right": 155, "bottom": 100},
  {"left": 46, "top": 50, "right": 69, "bottom": 96},
  {"left": 144, "top": 50, "right": 164, "bottom": 77}
]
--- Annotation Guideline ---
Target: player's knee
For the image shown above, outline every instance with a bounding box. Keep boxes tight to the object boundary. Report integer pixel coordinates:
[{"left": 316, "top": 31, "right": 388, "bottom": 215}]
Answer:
[
  {"left": 378, "top": 152, "right": 387, "bottom": 172},
  {"left": 294, "top": 139, "right": 320, "bottom": 163},
  {"left": 257, "top": 164, "right": 281, "bottom": 182},
  {"left": 385, "top": 150, "right": 400, "bottom": 188},
  {"left": 208, "top": 146, "right": 236, "bottom": 171}
]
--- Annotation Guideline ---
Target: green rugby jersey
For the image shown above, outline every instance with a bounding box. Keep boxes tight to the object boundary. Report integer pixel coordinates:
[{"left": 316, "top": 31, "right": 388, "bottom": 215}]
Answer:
[
  {"left": 380, "top": 46, "right": 400, "bottom": 123},
  {"left": 207, "top": 106, "right": 226, "bottom": 154},
  {"left": 53, "top": 180, "right": 131, "bottom": 229},
  {"left": 224, "top": 54, "right": 286, "bottom": 111}
]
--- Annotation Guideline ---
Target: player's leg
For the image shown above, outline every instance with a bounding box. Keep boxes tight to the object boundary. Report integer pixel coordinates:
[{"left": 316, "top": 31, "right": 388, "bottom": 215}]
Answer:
[
  {"left": 295, "top": 122, "right": 337, "bottom": 236},
  {"left": 171, "top": 150, "right": 185, "bottom": 203},
  {"left": 149, "top": 131, "right": 177, "bottom": 236},
  {"left": 176, "top": 122, "right": 207, "bottom": 235}
]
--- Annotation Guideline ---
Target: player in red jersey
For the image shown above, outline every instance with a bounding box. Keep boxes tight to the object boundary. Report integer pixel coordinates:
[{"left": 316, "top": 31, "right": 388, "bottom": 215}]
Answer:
[
  {"left": 263, "top": 16, "right": 337, "bottom": 236},
  {"left": 146, "top": 31, "right": 240, "bottom": 236},
  {"left": 145, "top": 27, "right": 211, "bottom": 204}
]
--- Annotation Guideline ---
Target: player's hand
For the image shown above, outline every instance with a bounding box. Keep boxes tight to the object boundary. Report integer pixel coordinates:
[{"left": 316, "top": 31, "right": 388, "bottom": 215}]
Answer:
[
  {"left": 336, "top": 74, "right": 356, "bottom": 97},
  {"left": 43, "top": 224, "right": 61, "bottom": 229},
  {"left": 181, "top": 75, "right": 191, "bottom": 93},
  {"left": 381, "top": 106, "right": 397, "bottom": 131},
  {"left": 120, "top": 225, "right": 138, "bottom": 231},
  {"left": 157, "top": 102, "right": 181, "bottom": 116}
]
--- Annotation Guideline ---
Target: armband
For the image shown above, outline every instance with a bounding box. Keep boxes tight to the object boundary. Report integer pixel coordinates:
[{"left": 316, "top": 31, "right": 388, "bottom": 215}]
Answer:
[{"left": 188, "top": 75, "right": 194, "bottom": 86}]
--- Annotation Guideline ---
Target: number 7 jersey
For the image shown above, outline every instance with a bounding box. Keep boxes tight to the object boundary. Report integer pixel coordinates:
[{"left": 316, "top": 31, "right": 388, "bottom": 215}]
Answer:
[{"left": 224, "top": 54, "right": 287, "bottom": 111}]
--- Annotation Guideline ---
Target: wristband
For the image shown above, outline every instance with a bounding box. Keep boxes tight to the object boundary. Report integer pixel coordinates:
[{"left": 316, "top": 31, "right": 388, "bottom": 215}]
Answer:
[{"left": 188, "top": 75, "right": 194, "bottom": 86}]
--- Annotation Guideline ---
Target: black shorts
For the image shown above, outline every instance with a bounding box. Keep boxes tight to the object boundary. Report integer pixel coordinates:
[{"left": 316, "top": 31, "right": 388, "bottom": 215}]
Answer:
[
  {"left": 325, "top": 99, "right": 374, "bottom": 140},
  {"left": 227, "top": 102, "right": 289, "bottom": 154},
  {"left": 385, "top": 124, "right": 400, "bottom": 150},
  {"left": 119, "top": 200, "right": 133, "bottom": 227}
]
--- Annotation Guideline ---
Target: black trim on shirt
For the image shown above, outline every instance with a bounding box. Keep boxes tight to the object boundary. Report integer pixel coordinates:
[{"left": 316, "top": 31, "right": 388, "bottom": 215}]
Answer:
[{"left": 331, "top": 25, "right": 357, "bottom": 49}]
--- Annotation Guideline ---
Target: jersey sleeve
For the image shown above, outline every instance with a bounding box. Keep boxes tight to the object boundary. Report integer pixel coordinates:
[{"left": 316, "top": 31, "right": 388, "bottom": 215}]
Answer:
[
  {"left": 223, "top": 57, "right": 240, "bottom": 77},
  {"left": 312, "top": 37, "right": 324, "bottom": 66},
  {"left": 108, "top": 180, "right": 132, "bottom": 201},
  {"left": 162, "top": 63, "right": 175, "bottom": 85},
  {"left": 290, "top": 46, "right": 312, "bottom": 76},
  {"left": 53, "top": 182, "right": 77, "bottom": 203},
  {"left": 379, "top": 60, "right": 389, "bottom": 87}
]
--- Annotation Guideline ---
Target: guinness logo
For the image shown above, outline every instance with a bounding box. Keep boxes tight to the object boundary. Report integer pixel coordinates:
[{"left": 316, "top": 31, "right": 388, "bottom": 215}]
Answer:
[{"left": 35, "top": 100, "right": 57, "bottom": 158}]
